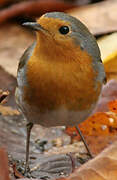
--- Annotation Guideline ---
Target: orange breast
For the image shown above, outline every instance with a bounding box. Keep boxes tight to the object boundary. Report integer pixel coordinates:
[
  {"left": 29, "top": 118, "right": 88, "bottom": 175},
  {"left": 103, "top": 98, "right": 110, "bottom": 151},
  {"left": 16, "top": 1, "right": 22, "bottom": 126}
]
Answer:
[{"left": 23, "top": 43, "right": 101, "bottom": 113}]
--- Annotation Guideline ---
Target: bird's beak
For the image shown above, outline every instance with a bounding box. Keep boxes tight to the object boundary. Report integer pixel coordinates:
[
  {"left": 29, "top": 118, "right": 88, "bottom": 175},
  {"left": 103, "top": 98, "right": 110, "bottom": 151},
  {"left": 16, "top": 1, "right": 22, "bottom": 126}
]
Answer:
[{"left": 22, "top": 22, "right": 46, "bottom": 32}]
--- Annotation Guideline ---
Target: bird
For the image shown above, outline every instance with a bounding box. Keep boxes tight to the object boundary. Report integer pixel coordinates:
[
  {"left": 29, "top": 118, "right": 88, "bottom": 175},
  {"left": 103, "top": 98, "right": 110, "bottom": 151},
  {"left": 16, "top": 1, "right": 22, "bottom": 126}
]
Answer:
[{"left": 15, "top": 12, "right": 106, "bottom": 172}]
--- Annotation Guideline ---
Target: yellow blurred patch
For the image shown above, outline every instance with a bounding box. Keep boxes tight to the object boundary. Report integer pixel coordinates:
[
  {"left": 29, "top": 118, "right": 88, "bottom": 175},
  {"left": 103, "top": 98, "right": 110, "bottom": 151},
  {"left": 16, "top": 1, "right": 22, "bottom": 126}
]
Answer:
[{"left": 98, "top": 33, "right": 117, "bottom": 81}]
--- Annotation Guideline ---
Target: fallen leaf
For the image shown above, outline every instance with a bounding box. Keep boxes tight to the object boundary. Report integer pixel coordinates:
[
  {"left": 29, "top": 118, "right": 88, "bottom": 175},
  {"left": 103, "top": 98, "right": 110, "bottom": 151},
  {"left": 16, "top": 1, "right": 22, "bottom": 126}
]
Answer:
[
  {"left": 59, "top": 141, "right": 117, "bottom": 180},
  {"left": 95, "top": 80, "right": 117, "bottom": 112},
  {"left": 108, "top": 100, "right": 117, "bottom": 114},
  {"left": 98, "top": 33, "right": 117, "bottom": 81},
  {"left": 98, "top": 33, "right": 117, "bottom": 61},
  {"left": 66, "top": 111, "right": 117, "bottom": 154},
  {"left": 0, "top": 104, "right": 20, "bottom": 115},
  {"left": 67, "top": 0, "right": 117, "bottom": 35},
  {"left": 79, "top": 111, "right": 117, "bottom": 136},
  {"left": 0, "top": 148, "right": 10, "bottom": 180}
]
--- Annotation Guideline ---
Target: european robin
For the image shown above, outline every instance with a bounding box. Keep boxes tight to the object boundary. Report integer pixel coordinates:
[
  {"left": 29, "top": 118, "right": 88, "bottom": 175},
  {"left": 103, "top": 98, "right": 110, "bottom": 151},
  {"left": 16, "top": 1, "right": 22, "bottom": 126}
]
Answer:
[{"left": 15, "top": 12, "right": 106, "bottom": 172}]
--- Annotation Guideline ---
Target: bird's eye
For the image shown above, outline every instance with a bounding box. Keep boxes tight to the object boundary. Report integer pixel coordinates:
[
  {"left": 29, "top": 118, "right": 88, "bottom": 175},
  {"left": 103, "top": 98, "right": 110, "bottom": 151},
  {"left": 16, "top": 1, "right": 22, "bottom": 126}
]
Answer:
[{"left": 59, "top": 26, "right": 69, "bottom": 35}]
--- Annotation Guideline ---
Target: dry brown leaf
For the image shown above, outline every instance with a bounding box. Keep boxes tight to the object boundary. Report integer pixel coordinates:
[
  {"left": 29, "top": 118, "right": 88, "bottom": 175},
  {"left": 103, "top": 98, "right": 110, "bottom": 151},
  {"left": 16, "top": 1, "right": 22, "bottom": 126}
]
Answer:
[
  {"left": 0, "top": 104, "right": 20, "bottom": 115},
  {"left": 67, "top": 0, "right": 117, "bottom": 35},
  {"left": 61, "top": 141, "right": 117, "bottom": 180},
  {"left": 0, "top": 148, "right": 10, "bottom": 180},
  {"left": 94, "top": 80, "right": 117, "bottom": 112}
]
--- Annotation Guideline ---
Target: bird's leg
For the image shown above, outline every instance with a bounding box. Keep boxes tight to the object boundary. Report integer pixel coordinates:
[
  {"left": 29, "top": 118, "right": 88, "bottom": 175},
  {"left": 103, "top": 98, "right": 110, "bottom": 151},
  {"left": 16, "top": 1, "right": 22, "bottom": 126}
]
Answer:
[
  {"left": 25, "top": 122, "right": 33, "bottom": 173},
  {"left": 75, "top": 125, "right": 93, "bottom": 158}
]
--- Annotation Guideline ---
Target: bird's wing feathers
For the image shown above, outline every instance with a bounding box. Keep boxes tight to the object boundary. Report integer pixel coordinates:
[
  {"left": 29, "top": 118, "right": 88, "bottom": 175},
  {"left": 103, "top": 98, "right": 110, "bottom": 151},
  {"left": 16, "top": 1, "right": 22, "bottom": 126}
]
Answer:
[{"left": 18, "top": 42, "right": 36, "bottom": 71}]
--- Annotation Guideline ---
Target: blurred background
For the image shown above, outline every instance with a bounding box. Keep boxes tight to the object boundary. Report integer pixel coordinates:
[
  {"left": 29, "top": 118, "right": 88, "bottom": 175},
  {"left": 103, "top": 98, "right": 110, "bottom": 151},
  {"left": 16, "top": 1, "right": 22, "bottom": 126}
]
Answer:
[{"left": 0, "top": 1, "right": 117, "bottom": 179}]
